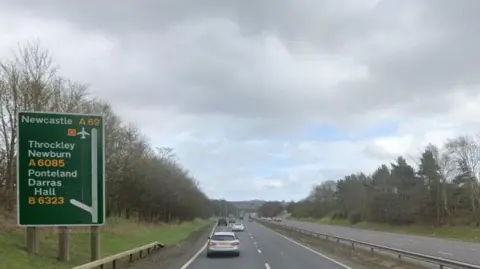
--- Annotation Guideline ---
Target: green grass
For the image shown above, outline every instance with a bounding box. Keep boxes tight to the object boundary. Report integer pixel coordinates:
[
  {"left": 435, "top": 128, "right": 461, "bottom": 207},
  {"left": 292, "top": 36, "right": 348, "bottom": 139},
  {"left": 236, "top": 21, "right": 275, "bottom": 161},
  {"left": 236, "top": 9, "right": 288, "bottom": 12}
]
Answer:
[
  {"left": 289, "top": 216, "right": 480, "bottom": 243},
  {"left": 1, "top": 216, "right": 209, "bottom": 269}
]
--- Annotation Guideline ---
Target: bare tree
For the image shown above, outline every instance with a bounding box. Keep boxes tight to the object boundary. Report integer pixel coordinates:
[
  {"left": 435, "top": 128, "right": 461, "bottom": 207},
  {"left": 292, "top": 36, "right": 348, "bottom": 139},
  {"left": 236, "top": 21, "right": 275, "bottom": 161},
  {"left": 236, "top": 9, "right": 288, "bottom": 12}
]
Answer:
[
  {"left": 445, "top": 136, "right": 480, "bottom": 223},
  {"left": 0, "top": 41, "right": 212, "bottom": 223}
]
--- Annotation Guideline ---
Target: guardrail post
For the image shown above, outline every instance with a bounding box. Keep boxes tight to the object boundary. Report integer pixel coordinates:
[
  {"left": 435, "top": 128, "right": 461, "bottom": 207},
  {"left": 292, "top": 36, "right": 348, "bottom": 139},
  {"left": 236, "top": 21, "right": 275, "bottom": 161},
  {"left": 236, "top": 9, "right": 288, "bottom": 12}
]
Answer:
[
  {"left": 112, "top": 259, "right": 117, "bottom": 269},
  {"left": 129, "top": 254, "right": 133, "bottom": 262},
  {"left": 351, "top": 243, "right": 355, "bottom": 249}
]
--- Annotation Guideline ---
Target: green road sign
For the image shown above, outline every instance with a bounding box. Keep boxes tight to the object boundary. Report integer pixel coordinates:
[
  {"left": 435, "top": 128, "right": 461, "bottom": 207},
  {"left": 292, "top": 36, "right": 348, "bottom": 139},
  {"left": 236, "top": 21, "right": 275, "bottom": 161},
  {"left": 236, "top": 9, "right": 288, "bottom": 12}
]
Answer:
[{"left": 17, "top": 111, "right": 105, "bottom": 226}]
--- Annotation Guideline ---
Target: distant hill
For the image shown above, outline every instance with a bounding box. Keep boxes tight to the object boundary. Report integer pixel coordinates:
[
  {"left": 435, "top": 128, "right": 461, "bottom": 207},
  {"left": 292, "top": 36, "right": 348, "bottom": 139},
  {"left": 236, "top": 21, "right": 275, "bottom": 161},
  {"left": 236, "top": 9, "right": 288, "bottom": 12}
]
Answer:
[{"left": 228, "top": 200, "right": 265, "bottom": 212}]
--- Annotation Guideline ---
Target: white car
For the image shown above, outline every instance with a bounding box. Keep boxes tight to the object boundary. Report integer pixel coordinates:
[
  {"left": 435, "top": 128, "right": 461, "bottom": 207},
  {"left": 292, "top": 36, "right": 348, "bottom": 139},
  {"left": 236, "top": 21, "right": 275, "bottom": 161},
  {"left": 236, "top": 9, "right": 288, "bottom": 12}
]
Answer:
[
  {"left": 231, "top": 223, "right": 245, "bottom": 232},
  {"left": 207, "top": 232, "right": 240, "bottom": 257}
]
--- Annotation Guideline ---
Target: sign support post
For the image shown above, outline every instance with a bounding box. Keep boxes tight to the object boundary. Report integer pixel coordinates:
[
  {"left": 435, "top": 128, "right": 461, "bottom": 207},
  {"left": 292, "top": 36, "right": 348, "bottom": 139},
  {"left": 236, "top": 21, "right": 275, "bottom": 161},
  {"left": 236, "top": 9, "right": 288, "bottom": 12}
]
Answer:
[
  {"left": 91, "top": 226, "right": 100, "bottom": 261},
  {"left": 58, "top": 226, "right": 69, "bottom": 261},
  {"left": 17, "top": 111, "right": 105, "bottom": 262},
  {"left": 26, "top": 227, "right": 38, "bottom": 254}
]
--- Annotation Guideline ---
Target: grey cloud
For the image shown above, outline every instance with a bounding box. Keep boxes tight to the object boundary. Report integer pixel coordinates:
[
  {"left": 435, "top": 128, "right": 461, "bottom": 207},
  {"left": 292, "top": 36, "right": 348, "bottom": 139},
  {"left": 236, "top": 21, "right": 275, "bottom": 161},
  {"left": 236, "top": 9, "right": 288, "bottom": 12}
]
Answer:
[
  {"left": 3, "top": 0, "right": 480, "bottom": 200},
  {"left": 363, "top": 144, "right": 398, "bottom": 160},
  {"left": 4, "top": 0, "right": 377, "bottom": 48},
  {"left": 5, "top": 0, "right": 479, "bottom": 128}
]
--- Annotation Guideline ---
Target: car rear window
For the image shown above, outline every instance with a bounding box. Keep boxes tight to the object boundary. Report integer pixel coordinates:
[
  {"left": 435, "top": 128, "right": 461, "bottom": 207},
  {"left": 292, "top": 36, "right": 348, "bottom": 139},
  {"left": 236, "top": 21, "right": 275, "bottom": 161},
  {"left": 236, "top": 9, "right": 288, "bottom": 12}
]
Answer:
[{"left": 211, "top": 235, "right": 236, "bottom": 241}]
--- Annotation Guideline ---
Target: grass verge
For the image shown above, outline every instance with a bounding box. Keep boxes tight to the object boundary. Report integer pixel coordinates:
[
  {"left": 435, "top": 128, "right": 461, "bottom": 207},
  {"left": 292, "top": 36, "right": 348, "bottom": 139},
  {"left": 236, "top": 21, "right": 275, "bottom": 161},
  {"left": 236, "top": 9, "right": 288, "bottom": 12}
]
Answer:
[
  {"left": 289, "top": 216, "right": 480, "bottom": 243},
  {"left": 1, "top": 216, "right": 209, "bottom": 269}
]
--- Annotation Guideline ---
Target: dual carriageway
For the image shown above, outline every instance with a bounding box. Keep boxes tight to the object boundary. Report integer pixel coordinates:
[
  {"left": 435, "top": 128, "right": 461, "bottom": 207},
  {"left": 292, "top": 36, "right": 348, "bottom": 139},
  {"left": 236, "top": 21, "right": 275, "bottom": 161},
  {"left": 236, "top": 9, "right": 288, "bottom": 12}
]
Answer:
[{"left": 182, "top": 218, "right": 357, "bottom": 269}]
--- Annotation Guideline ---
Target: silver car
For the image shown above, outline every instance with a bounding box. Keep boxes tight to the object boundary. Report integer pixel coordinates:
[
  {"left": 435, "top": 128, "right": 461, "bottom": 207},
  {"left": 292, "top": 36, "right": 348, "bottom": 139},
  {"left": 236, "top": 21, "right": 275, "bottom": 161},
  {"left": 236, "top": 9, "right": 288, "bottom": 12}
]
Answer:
[
  {"left": 231, "top": 223, "right": 245, "bottom": 232},
  {"left": 207, "top": 232, "right": 240, "bottom": 257}
]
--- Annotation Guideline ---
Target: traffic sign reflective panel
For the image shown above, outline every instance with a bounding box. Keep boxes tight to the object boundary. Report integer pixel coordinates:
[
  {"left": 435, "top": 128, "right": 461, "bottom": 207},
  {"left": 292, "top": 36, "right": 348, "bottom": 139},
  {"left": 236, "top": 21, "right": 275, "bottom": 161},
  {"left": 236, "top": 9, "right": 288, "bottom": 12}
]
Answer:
[{"left": 17, "top": 111, "right": 105, "bottom": 226}]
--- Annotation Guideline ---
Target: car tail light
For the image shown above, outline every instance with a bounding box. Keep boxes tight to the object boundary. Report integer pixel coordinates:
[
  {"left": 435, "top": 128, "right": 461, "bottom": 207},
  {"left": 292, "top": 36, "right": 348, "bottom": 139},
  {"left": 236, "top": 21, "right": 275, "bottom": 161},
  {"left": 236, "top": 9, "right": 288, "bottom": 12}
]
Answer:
[
  {"left": 231, "top": 242, "right": 239, "bottom": 246},
  {"left": 208, "top": 242, "right": 216, "bottom": 246}
]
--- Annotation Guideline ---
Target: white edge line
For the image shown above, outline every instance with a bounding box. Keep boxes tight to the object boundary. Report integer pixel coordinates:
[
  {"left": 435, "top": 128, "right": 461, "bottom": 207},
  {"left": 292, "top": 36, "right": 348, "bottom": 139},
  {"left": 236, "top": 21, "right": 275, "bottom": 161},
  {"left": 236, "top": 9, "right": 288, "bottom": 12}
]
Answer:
[
  {"left": 260, "top": 223, "right": 352, "bottom": 269},
  {"left": 180, "top": 224, "right": 217, "bottom": 269},
  {"left": 265, "top": 262, "right": 271, "bottom": 269}
]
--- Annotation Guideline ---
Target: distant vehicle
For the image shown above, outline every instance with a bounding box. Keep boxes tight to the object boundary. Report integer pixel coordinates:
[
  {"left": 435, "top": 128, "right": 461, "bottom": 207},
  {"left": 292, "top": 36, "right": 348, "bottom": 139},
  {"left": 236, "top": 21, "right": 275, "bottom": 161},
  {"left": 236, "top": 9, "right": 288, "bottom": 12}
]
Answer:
[
  {"left": 217, "top": 218, "right": 228, "bottom": 226},
  {"left": 207, "top": 232, "right": 240, "bottom": 257},
  {"left": 228, "top": 218, "right": 236, "bottom": 224},
  {"left": 239, "top": 215, "right": 244, "bottom": 220},
  {"left": 232, "top": 223, "right": 245, "bottom": 232}
]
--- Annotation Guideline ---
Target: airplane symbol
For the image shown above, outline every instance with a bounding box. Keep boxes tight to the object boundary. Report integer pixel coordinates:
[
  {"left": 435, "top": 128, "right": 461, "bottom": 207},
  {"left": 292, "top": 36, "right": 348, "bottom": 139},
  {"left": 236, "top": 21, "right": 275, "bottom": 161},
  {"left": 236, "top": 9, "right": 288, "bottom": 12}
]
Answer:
[{"left": 77, "top": 127, "right": 90, "bottom": 139}]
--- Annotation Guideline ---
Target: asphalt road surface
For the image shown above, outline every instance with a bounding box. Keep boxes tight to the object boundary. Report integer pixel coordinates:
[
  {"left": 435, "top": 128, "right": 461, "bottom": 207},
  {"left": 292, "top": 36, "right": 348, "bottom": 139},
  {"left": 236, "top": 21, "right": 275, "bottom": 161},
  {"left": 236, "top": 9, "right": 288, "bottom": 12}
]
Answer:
[
  {"left": 282, "top": 218, "right": 480, "bottom": 265},
  {"left": 183, "top": 220, "right": 354, "bottom": 269}
]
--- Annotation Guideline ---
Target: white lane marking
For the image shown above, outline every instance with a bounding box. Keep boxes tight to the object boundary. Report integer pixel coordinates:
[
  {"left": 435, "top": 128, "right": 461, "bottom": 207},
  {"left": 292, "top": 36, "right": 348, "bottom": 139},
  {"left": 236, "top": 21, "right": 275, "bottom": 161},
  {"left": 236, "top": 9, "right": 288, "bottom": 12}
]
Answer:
[
  {"left": 438, "top": 251, "right": 453, "bottom": 256},
  {"left": 180, "top": 225, "right": 217, "bottom": 269},
  {"left": 471, "top": 248, "right": 478, "bottom": 251},
  {"left": 258, "top": 249, "right": 262, "bottom": 254},
  {"left": 265, "top": 263, "right": 271, "bottom": 269},
  {"left": 260, "top": 225, "right": 351, "bottom": 269}
]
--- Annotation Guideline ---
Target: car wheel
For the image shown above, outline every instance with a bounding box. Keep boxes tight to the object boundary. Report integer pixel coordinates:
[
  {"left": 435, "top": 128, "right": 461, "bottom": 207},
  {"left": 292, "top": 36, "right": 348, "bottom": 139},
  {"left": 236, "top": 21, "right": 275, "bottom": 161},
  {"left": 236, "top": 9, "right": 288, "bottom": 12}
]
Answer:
[
  {"left": 207, "top": 252, "right": 212, "bottom": 258},
  {"left": 235, "top": 252, "right": 240, "bottom": 257}
]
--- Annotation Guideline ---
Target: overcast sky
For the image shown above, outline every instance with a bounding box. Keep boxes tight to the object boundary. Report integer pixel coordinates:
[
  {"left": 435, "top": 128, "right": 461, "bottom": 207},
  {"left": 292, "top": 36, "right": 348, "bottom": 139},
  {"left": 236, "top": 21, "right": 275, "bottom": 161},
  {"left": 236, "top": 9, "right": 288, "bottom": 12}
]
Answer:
[{"left": 1, "top": 0, "right": 480, "bottom": 201}]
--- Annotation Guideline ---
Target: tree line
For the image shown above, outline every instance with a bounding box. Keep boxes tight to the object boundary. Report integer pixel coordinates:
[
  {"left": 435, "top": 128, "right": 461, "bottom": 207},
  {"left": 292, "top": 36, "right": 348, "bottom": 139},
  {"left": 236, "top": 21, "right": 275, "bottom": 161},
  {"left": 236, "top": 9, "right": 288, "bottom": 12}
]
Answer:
[
  {"left": 211, "top": 199, "right": 239, "bottom": 217},
  {"left": 0, "top": 41, "right": 213, "bottom": 223},
  {"left": 288, "top": 136, "right": 480, "bottom": 226},
  {"left": 257, "top": 201, "right": 285, "bottom": 218}
]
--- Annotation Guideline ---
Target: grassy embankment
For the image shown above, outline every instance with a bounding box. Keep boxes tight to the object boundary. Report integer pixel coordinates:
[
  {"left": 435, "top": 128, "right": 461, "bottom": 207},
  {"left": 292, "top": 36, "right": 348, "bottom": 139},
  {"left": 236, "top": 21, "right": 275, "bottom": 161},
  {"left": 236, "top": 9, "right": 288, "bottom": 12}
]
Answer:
[
  {"left": 289, "top": 216, "right": 480, "bottom": 243},
  {"left": 0, "top": 213, "right": 209, "bottom": 269}
]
